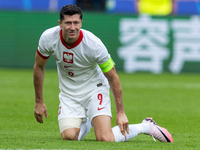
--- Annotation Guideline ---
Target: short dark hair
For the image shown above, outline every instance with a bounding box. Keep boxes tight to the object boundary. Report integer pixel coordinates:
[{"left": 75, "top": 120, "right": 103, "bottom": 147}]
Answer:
[{"left": 60, "top": 4, "right": 82, "bottom": 22}]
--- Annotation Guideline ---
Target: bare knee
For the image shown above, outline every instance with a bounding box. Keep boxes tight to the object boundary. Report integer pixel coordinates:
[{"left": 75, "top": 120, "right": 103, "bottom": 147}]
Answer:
[
  {"left": 96, "top": 134, "right": 114, "bottom": 142},
  {"left": 61, "top": 128, "right": 80, "bottom": 141},
  {"left": 93, "top": 115, "right": 115, "bottom": 142}
]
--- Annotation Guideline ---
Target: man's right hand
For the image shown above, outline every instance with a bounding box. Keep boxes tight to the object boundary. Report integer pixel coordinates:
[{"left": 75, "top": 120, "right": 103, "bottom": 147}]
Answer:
[{"left": 34, "top": 102, "right": 48, "bottom": 123}]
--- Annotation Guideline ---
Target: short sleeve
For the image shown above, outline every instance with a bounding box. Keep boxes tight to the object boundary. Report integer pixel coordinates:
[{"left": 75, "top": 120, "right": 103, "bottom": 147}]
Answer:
[
  {"left": 94, "top": 38, "right": 110, "bottom": 65},
  {"left": 37, "top": 30, "right": 51, "bottom": 59}
]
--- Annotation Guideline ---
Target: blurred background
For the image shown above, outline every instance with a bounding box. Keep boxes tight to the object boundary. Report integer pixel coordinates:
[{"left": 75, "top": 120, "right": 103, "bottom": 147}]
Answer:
[{"left": 0, "top": 0, "right": 200, "bottom": 74}]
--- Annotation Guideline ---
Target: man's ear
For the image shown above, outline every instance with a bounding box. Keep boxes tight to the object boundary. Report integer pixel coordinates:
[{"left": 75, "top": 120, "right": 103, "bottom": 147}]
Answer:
[
  {"left": 80, "top": 19, "right": 83, "bottom": 28},
  {"left": 58, "top": 20, "right": 62, "bottom": 28}
]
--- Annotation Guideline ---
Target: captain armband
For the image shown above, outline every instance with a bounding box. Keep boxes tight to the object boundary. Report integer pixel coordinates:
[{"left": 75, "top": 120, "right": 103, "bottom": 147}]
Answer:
[{"left": 99, "top": 57, "right": 115, "bottom": 73}]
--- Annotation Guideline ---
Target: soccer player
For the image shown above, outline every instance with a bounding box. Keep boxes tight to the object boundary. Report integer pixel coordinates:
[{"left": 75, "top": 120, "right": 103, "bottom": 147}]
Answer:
[{"left": 33, "top": 4, "right": 173, "bottom": 142}]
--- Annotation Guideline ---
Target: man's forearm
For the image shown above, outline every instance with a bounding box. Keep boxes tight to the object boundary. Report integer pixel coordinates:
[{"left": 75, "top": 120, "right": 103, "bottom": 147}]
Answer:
[
  {"left": 104, "top": 67, "right": 125, "bottom": 114},
  {"left": 109, "top": 77, "right": 125, "bottom": 114},
  {"left": 33, "top": 65, "right": 45, "bottom": 103}
]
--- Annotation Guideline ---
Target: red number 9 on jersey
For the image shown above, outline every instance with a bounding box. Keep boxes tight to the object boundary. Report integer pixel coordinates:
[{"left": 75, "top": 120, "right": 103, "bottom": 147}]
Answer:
[
  {"left": 97, "top": 94, "right": 103, "bottom": 105},
  {"left": 97, "top": 93, "right": 105, "bottom": 111},
  {"left": 68, "top": 72, "right": 74, "bottom": 77}
]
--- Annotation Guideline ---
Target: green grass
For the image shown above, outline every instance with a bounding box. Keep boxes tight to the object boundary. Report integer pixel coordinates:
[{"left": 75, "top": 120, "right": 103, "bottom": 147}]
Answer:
[{"left": 1, "top": 68, "right": 200, "bottom": 149}]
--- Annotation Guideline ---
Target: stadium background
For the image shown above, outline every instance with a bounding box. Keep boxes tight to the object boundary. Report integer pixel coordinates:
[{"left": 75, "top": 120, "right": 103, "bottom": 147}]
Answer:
[{"left": 0, "top": 0, "right": 200, "bottom": 74}]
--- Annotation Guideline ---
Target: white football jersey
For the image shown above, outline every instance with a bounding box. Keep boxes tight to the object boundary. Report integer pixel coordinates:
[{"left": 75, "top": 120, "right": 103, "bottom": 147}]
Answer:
[{"left": 37, "top": 26, "right": 110, "bottom": 97}]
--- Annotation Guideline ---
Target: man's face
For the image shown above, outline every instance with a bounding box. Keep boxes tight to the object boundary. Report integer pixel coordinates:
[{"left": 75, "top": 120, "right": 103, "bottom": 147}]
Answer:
[{"left": 58, "top": 14, "right": 82, "bottom": 44}]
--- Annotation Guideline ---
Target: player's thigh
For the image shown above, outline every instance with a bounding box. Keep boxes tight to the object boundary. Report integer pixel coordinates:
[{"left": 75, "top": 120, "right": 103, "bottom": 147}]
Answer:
[
  {"left": 86, "top": 85, "right": 112, "bottom": 122},
  {"left": 58, "top": 93, "right": 87, "bottom": 120},
  {"left": 93, "top": 115, "right": 115, "bottom": 142},
  {"left": 59, "top": 118, "right": 82, "bottom": 140}
]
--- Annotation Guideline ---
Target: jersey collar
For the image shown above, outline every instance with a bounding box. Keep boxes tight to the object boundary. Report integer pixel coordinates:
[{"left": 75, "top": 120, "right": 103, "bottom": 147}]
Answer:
[{"left": 60, "top": 29, "right": 83, "bottom": 49}]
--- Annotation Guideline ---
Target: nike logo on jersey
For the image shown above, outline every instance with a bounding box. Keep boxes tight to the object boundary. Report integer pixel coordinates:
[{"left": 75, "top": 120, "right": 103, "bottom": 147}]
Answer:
[
  {"left": 64, "top": 65, "right": 73, "bottom": 68},
  {"left": 97, "top": 107, "right": 106, "bottom": 111}
]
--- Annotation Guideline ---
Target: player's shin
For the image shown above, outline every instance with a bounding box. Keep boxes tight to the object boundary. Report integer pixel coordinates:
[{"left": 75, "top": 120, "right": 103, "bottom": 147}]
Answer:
[{"left": 112, "top": 123, "right": 150, "bottom": 142}]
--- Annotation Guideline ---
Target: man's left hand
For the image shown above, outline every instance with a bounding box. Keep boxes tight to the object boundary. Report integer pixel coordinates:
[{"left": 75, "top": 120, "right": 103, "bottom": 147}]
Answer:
[{"left": 116, "top": 113, "right": 129, "bottom": 136}]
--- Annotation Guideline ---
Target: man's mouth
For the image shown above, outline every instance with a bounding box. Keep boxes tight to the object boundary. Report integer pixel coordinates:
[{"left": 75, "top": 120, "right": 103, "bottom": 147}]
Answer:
[{"left": 68, "top": 32, "right": 75, "bottom": 35}]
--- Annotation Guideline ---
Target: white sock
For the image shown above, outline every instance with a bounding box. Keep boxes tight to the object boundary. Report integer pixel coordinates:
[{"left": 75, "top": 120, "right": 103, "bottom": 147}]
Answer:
[
  {"left": 78, "top": 118, "right": 92, "bottom": 141},
  {"left": 112, "top": 123, "right": 150, "bottom": 142}
]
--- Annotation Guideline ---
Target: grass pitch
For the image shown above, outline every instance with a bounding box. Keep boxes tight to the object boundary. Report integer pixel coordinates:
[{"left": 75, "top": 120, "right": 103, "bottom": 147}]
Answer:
[{"left": 0, "top": 69, "right": 200, "bottom": 149}]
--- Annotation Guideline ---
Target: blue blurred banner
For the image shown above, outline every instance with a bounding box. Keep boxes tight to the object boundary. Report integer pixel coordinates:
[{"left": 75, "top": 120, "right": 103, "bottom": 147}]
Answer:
[
  {"left": 107, "top": 0, "right": 200, "bottom": 15},
  {"left": 106, "top": 0, "right": 137, "bottom": 13},
  {"left": 0, "top": 0, "right": 76, "bottom": 11},
  {"left": 174, "top": 0, "right": 200, "bottom": 15},
  {"left": 0, "top": 0, "right": 199, "bottom": 14}
]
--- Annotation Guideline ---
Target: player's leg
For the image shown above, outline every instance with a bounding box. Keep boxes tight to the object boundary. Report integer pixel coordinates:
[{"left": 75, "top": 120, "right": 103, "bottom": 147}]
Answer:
[
  {"left": 111, "top": 122, "right": 150, "bottom": 142},
  {"left": 58, "top": 93, "right": 92, "bottom": 141},
  {"left": 59, "top": 118, "right": 82, "bottom": 140},
  {"left": 112, "top": 118, "right": 173, "bottom": 142},
  {"left": 93, "top": 118, "right": 173, "bottom": 142},
  {"left": 59, "top": 117, "right": 92, "bottom": 141},
  {"left": 87, "top": 86, "right": 173, "bottom": 142},
  {"left": 92, "top": 115, "right": 151, "bottom": 142},
  {"left": 92, "top": 115, "right": 115, "bottom": 141},
  {"left": 92, "top": 114, "right": 148, "bottom": 142},
  {"left": 78, "top": 118, "right": 92, "bottom": 140},
  {"left": 61, "top": 128, "right": 80, "bottom": 140},
  {"left": 85, "top": 85, "right": 114, "bottom": 141}
]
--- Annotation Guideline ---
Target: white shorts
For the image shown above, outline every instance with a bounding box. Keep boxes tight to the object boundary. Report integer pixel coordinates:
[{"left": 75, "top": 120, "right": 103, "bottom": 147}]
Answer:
[{"left": 58, "top": 85, "right": 112, "bottom": 123}]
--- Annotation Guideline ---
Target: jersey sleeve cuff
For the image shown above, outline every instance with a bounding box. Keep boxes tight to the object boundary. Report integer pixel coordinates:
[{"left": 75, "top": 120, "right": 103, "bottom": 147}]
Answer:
[{"left": 37, "top": 49, "right": 50, "bottom": 59}]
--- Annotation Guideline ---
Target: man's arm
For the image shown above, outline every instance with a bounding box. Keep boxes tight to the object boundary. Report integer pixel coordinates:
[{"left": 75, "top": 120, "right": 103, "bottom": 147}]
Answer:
[
  {"left": 33, "top": 52, "right": 48, "bottom": 123},
  {"left": 104, "top": 66, "right": 129, "bottom": 136}
]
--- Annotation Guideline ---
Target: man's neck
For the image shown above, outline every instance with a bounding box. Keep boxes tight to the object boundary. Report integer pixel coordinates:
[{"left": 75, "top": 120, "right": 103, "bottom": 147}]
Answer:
[{"left": 63, "top": 33, "right": 80, "bottom": 47}]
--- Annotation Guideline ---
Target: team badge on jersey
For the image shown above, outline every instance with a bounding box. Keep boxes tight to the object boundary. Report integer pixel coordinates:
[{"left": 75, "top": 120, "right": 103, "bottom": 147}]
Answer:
[{"left": 63, "top": 52, "right": 73, "bottom": 64}]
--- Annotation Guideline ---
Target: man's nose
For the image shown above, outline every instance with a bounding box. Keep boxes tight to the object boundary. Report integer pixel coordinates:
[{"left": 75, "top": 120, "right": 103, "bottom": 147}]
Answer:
[{"left": 70, "top": 23, "right": 75, "bottom": 30}]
